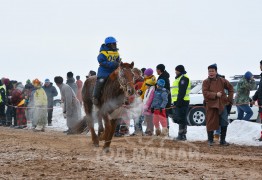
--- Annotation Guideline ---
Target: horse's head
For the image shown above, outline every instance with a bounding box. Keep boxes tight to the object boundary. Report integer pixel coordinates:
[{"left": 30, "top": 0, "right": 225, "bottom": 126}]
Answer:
[{"left": 118, "top": 61, "right": 135, "bottom": 96}]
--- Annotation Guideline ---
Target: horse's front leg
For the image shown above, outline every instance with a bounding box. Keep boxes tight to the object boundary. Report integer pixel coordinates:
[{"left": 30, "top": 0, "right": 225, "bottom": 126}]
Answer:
[
  {"left": 103, "top": 117, "right": 117, "bottom": 153},
  {"left": 97, "top": 114, "right": 105, "bottom": 141}
]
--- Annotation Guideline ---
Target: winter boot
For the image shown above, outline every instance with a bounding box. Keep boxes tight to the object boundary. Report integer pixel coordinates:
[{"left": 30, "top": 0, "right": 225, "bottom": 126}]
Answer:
[
  {"left": 220, "top": 126, "right": 229, "bottom": 146},
  {"left": 155, "top": 128, "right": 161, "bottom": 136},
  {"left": 160, "top": 128, "right": 168, "bottom": 137},
  {"left": 214, "top": 134, "right": 220, "bottom": 141},
  {"left": 92, "top": 78, "right": 105, "bottom": 105},
  {"left": 175, "top": 134, "right": 186, "bottom": 141},
  {"left": 175, "top": 124, "right": 187, "bottom": 141},
  {"left": 208, "top": 131, "right": 214, "bottom": 146}
]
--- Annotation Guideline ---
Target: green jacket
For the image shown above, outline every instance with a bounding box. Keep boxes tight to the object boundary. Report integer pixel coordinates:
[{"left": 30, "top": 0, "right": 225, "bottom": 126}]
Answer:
[{"left": 235, "top": 77, "right": 256, "bottom": 104}]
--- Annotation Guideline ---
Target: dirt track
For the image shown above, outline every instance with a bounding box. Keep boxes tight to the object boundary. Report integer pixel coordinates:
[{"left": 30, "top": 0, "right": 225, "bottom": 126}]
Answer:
[{"left": 0, "top": 127, "right": 262, "bottom": 180}]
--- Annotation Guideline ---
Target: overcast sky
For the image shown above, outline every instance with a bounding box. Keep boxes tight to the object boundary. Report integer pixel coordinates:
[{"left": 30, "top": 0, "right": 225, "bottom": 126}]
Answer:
[{"left": 1, "top": 0, "right": 262, "bottom": 84}]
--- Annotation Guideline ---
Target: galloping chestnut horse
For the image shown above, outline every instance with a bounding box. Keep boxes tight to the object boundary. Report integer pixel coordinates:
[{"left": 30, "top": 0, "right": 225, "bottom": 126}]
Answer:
[{"left": 77, "top": 62, "right": 135, "bottom": 152}]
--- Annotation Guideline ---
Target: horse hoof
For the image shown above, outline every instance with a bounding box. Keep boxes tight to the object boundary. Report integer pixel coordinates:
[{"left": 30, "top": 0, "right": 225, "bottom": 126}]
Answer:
[
  {"left": 103, "top": 147, "right": 110, "bottom": 153},
  {"left": 93, "top": 144, "right": 99, "bottom": 147}
]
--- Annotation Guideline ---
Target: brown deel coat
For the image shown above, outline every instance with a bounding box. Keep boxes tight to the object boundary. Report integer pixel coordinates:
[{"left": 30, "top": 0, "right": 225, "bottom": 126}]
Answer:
[{"left": 202, "top": 77, "right": 234, "bottom": 131}]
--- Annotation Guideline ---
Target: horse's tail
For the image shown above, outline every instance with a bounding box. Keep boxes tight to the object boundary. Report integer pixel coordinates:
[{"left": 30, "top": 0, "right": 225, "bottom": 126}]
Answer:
[
  {"left": 72, "top": 116, "right": 88, "bottom": 134},
  {"left": 71, "top": 76, "right": 97, "bottom": 134},
  {"left": 82, "top": 76, "right": 96, "bottom": 115}
]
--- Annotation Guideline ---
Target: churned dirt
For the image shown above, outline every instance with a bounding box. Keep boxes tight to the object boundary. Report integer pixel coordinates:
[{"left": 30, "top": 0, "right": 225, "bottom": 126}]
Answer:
[{"left": 0, "top": 127, "right": 262, "bottom": 180}]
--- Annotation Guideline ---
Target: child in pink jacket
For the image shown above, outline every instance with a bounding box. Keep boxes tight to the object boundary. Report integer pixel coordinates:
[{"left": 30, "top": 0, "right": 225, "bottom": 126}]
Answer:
[{"left": 143, "top": 78, "right": 156, "bottom": 136}]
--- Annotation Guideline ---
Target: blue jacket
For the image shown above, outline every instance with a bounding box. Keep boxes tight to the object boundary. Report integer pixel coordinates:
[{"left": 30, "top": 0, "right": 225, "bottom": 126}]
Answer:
[
  {"left": 151, "top": 87, "right": 168, "bottom": 109},
  {"left": 97, "top": 44, "right": 120, "bottom": 78}
]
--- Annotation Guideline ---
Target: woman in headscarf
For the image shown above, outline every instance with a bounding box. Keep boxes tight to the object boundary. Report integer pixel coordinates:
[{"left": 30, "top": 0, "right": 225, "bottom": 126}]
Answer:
[{"left": 29, "top": 79, "right": 48, "bottom": 131}]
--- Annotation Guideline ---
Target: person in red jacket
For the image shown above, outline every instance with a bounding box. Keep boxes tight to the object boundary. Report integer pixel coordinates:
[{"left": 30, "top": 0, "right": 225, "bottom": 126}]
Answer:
[{"left": 76, "top": 76, "right": 83, "bottom": 106}]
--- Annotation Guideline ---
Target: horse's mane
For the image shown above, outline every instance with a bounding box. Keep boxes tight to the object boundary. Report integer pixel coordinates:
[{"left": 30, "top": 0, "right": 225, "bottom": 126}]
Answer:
[{"left": 108, "top": 62, "right": 132, "bottom": 81}]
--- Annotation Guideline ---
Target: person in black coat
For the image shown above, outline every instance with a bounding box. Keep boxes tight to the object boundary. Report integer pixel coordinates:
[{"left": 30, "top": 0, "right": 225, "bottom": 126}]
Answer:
[
  {"left": 252, "top": 60, "right": 262, "bottom": 141},
  {"left": 156, "top": 64, "right": 171, "bottom": 132}
]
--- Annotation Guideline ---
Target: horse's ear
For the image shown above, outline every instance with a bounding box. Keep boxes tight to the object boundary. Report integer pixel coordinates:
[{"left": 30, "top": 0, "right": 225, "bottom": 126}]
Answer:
[
  {"left": 120, "top": 61, "right": 123, "bottom": 67},
  {"left": 130, "top": 61, "right": 134, "bottom": 69}
]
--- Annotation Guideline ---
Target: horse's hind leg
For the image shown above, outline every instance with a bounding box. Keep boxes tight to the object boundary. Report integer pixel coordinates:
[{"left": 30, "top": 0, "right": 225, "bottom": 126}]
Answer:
[
  {"left": 87, "top": 115, "right": 99, "bottom": 147},
  {"left": 103, "top": 118, "right": 118, "bottom": 152}
]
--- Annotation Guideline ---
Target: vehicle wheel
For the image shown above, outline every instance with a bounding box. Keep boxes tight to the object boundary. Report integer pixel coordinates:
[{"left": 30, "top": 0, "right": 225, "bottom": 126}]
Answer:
[{"left": 188, "top": 107, "right": 206, "bottom": 126}]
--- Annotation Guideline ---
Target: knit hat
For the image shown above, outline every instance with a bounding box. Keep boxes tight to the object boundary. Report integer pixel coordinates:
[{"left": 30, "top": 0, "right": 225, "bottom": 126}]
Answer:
[
  {"left": 76, "top": 76, "right": 80, "bottom": 80},
  {"left": 67, "top": 71, "right": 73, "bottom": 78},
  {"left": 144, "top": 68, "right": 153, "bottom": 76},
  {"left": 45, "top": 79, "right": 50, "bottom": 83},
  {"left": 157, "top": 79, "right": 165, "bottom": 87},
  {"left": 208, "top": 63, "right": 217, "bottom": 71},
  {"left": 26, "top": 79, "right": 31, "bottom": 84},
  {"left": 145, "top": 78, "right": 156, "bottom": 86},
  {"left": 244, "top": 71, "right": 253, "bottom": 80},
  {"left": 156, "top": 64, "right": 165, "bottom": 72},
  {"left": 175, "top": 65, "right": 185, "bottom": 73}
]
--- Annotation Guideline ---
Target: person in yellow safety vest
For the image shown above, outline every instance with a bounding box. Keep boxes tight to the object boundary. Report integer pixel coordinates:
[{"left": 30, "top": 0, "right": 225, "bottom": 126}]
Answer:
[
  {"left": 171, "top": 65, "right": 191, "bottom": 141},
  {"left": 0, "top": 80, "right": 6, "bottom": 126}
]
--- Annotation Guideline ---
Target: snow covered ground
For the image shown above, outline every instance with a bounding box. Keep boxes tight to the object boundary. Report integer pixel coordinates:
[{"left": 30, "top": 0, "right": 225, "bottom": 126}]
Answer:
[{"left": 49, "top": 107, "right": 262, "bottom": 147}]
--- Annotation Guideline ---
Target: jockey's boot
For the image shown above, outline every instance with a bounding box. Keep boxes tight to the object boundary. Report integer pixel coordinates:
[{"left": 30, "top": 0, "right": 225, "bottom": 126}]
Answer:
[
  {"left": 92, "top": 78, "right": 106, "bottom": 105},
  {"left": 207, "top": 131, "right": 214, "bottom": 146},
  {"left": 220, "top": 126, "right": 229, "bottom": 146}
]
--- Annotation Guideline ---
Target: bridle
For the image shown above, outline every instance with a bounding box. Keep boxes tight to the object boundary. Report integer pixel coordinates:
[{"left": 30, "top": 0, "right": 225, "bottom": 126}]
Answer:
[{"left": 118, "top": 67, "right": 134, "bottom": 96}]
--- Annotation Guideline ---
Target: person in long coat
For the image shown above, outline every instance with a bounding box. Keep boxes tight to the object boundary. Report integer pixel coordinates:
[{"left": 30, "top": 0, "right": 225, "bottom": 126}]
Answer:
[
  {"left": 202, "top": 64, "right": 234, "bottom": 146},
  {"left": 30, "top": 79, "right": 48, "bottom": 131},
  {"left": 76, "top": 75, "right": 83, "bottom": 106},
  {"left": 11, "top": 82, "right": 27, "bottom": 128},
  {"left": 54, "top": 76, "right": 81, "bottom": 134}
]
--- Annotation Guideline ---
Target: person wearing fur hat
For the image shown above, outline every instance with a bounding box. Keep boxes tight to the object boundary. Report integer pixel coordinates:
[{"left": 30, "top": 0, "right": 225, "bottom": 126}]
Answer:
[
  {"left": 252, "top": 60, "right": 262, "bottom": 141},
  {"left": 202, "top": 64, "right": 234, "bottom": 146},
  {"left": 133, "top": 68, "right": 144, "bottom": 91},
  {"left": 11, "top": 82, "right": 27, "bottom": 128},
  {"left": 66, "top": 71, "right": 78, "bottom": 95},
  {"left": 130, "top": 68, "right": 145, "bottom": 136},
  {"left": 171, "top": 65, "right": 191, "bottom": 141},
  {"left": 29, "top": 79, "right": 48, "bottom": 131},
  {"left": 235, "top": 71, "right": 256, "bottom": 121},
  {"left": 55, "top": 76, "right": 81, "bottom": 134},
  {"left": 151, "top": 79, "right": 168, "bottom": 136}
]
